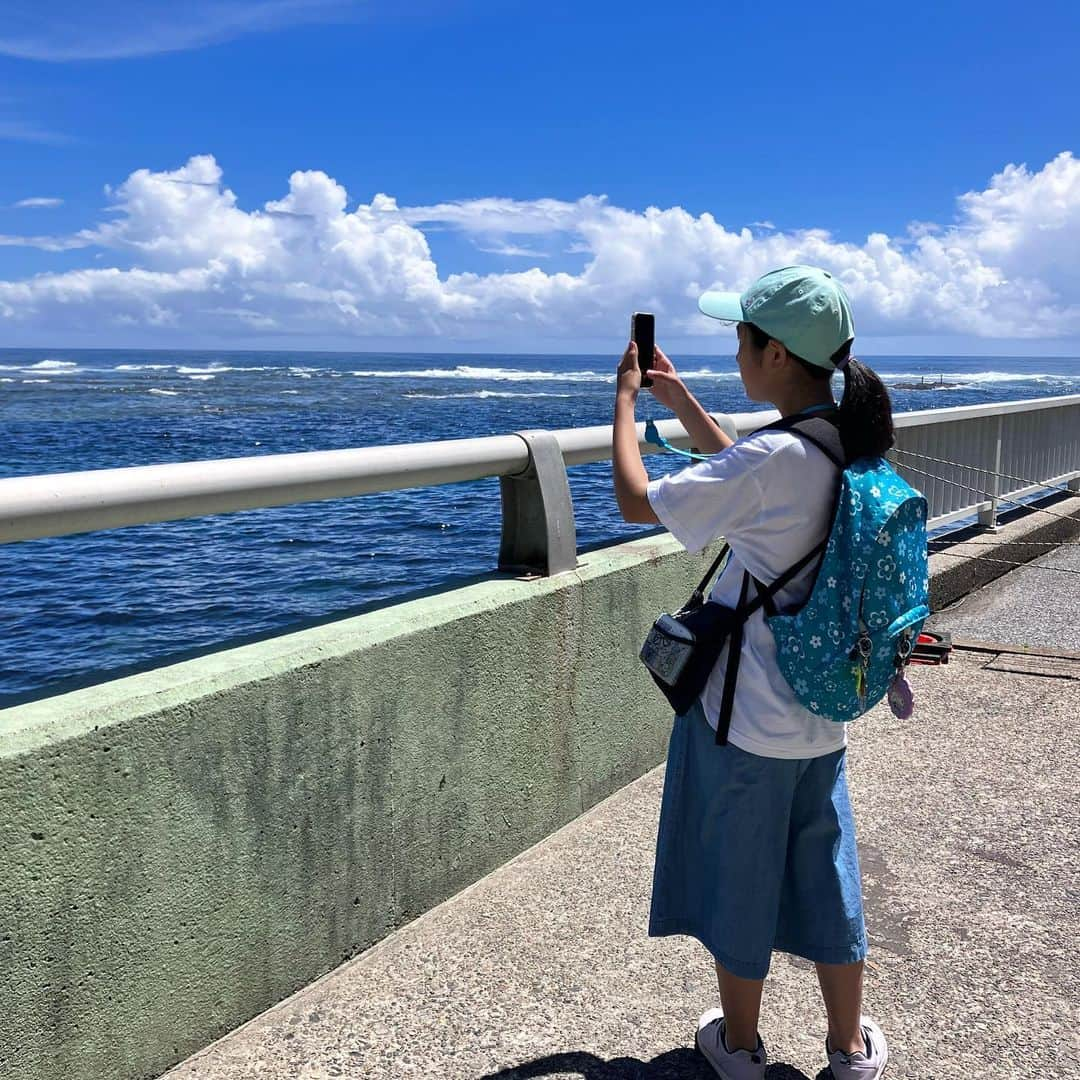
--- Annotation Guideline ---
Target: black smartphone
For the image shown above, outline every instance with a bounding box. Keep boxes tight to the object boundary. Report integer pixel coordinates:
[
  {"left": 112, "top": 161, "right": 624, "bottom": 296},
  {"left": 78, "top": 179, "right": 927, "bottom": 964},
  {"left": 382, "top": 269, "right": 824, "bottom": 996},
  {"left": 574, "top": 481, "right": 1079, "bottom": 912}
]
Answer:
[{"left": 631, "top": 312, "right": 655, "bottom": 388}]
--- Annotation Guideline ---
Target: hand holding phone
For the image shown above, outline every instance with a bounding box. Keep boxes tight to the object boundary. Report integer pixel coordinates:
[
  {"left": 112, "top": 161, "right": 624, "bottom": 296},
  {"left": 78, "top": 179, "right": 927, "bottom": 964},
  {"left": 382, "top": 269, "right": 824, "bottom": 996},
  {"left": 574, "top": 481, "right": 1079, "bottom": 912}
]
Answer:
[{"left": 631, "top": 312, "right": 654, "bottom": 388}]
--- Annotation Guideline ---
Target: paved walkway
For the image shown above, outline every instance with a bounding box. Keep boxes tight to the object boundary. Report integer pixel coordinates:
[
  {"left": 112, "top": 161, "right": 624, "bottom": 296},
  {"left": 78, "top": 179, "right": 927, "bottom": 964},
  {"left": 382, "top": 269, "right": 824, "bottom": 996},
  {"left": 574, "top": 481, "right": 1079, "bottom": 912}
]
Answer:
[
  {"left": 166, "top": 568, "right": 1079, "bottom": 1080},
  {"left": 928, "top": 541, "right": 1080, "bottom": 650}
]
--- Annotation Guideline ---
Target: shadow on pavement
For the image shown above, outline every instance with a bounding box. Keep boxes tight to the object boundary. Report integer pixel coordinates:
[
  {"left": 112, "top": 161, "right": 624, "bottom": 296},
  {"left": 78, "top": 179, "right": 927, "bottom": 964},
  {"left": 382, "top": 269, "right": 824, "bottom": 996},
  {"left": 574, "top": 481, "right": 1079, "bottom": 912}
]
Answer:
[{"left": 478, "top": 1048, "right": 829, "bottom": 1079}]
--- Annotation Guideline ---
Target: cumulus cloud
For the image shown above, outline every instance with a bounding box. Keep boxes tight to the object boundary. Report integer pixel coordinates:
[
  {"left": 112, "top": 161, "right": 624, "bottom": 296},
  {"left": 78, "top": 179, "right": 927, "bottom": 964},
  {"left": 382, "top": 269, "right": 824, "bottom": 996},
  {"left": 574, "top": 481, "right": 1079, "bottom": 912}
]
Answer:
[{"left": 2, "top": 151, "right": 1080, "bottom": 346}]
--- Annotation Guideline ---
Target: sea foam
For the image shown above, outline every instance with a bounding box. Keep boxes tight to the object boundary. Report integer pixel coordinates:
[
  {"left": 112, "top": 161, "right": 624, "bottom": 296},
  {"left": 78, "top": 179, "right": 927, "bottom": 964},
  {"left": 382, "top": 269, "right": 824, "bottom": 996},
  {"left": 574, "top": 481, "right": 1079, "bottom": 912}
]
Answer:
[
  {"left": 404, "top": 390, "right": 575, "bottom": 399},
  {"left": 26, "top": 360, "right": 79, "bottom": 372}
]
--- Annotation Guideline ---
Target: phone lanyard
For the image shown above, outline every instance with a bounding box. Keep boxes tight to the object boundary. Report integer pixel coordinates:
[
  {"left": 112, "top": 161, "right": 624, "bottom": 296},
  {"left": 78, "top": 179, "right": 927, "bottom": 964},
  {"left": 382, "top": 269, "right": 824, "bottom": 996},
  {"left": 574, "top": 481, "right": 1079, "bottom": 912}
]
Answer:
[
  {"left": 644, "top": 402, "right": 838, "bottom": 462},
  {"left": 644, "top": 419, "right": 712, "bottom": 460}
]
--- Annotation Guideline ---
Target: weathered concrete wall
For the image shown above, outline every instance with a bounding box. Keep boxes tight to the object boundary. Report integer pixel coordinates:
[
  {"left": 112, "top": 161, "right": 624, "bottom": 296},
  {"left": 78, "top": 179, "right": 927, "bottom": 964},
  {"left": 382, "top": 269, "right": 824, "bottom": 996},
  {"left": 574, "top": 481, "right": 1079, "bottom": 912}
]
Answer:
[
  {"left": 929, "top": 493, "right": 1080, "bottom": 610},
  {"left": 0, "top": 531, "right": 709, "bottom": 1080}
]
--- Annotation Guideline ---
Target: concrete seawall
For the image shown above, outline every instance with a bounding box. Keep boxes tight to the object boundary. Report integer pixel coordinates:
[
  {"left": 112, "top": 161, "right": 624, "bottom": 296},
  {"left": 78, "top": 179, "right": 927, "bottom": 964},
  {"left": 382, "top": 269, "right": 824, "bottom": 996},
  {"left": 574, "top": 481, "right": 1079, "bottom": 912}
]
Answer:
[
  {"left": 3, "top": 496, "right": 1077, "bottom": 1080},
  {"left": 1, "top": 531, "right": 707, "bottom": 1080}
]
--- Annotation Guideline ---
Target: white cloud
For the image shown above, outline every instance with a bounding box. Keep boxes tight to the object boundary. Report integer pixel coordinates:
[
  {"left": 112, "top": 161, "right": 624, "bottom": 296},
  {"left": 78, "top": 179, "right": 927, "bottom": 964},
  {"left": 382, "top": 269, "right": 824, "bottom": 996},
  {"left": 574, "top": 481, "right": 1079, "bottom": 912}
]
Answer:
[
  {"left": 401, "top": 196, "right": 609, "bottom": 236},
  {"left": 2, "top": 151, "right": 1080, "bottom": 347},
  {"left": 0, "top": 1, "right": 361, "bottom": 61},
  {"left": 0, "top": 119, "right": 73, "bottom": 145},
  {"left": 13, "top": 196, "right": 64, "bottom": 208},
  {"left": 0, "top": 232, "right": 86, "bottom": 251},
  {"left": 475, "top": 243, "right": 551, "bottom": 258}
]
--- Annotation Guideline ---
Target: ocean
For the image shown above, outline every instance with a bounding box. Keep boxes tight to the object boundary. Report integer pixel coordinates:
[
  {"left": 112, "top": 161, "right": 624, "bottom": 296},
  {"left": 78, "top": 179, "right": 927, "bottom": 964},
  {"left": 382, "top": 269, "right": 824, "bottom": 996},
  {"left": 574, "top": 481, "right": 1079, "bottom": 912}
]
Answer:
[{"left": 3, "top": 348, "right": 1079, "bottom": 706}]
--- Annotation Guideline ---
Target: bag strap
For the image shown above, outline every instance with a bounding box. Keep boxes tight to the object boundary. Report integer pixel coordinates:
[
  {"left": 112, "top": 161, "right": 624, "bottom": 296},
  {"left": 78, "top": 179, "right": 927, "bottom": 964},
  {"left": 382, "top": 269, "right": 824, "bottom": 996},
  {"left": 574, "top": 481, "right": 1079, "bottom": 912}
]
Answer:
[
  {"left": 714, "top": 571, "right": 751, "bottom": 746},
  {"left": 687, "top": 543, "right": 730, "bottom": 607},
  {"left": 756, "top": 411, "right": 846, "bottom": 468},
  {"left": 709, "top": 536, "right": 830, "bottom": 746},
  {"left": 745, "top": 536, "right": 829, "bottom": 619}
]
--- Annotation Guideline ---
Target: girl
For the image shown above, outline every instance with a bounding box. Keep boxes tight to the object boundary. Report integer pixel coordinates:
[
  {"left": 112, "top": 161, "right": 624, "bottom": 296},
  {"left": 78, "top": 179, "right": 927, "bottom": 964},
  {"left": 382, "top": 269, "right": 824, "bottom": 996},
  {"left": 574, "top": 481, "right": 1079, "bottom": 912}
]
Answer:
[{"left": 612, "top": 265, "right": 893, "bottom": 1080}]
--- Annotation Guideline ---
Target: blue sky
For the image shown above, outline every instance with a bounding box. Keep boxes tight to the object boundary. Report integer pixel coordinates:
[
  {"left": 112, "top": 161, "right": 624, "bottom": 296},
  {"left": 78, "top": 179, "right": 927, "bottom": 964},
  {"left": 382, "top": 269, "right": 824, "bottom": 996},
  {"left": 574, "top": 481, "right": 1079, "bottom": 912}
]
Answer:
[{"left": 2, "top": 0, "right": 1079, "bottom": 354}]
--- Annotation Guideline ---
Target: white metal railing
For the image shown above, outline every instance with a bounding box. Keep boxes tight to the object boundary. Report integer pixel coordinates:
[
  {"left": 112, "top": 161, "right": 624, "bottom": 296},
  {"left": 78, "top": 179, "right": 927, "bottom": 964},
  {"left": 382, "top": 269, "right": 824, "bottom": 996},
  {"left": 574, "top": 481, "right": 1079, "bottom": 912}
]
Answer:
[
  {"left": 2, "top": 396, "right": 1078, "bottom": 573},
  {"left": 889, "top": 396, "right": 1080, "bottom": 529}
]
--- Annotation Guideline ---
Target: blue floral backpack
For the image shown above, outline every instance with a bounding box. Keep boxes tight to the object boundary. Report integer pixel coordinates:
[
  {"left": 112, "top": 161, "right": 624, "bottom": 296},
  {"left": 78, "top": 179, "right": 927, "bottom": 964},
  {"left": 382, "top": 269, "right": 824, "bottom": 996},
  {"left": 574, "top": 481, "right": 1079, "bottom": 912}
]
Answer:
[{"left": 756, "top": 413, "right": 930, "bottom": 722}]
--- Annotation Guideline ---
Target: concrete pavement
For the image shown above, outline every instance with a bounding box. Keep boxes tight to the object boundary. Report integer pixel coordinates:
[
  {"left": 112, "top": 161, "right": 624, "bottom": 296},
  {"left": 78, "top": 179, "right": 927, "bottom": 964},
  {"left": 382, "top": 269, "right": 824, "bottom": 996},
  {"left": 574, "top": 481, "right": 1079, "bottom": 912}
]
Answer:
[
  {"left": 928, "top": 540, "right": 1080, "bottom": 650},
  {"left": 165, "top": 570, "right": 1080, "bottom": 1079}
]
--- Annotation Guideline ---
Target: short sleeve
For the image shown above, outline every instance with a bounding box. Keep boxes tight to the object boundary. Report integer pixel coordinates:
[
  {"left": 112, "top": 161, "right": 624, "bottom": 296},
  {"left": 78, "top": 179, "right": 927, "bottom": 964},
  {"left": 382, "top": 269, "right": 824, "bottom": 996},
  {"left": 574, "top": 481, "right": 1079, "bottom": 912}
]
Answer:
[{"left": 645, "top": 439, "right": 769, "bottom": 554}]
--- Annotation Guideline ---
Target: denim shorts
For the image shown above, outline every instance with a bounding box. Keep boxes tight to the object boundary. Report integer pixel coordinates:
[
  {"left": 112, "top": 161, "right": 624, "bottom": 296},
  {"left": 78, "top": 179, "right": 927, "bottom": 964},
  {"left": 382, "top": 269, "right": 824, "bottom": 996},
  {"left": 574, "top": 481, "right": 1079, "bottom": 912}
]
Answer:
[{"left": 648, "top": 698, "right": 867, "bottom": 980}]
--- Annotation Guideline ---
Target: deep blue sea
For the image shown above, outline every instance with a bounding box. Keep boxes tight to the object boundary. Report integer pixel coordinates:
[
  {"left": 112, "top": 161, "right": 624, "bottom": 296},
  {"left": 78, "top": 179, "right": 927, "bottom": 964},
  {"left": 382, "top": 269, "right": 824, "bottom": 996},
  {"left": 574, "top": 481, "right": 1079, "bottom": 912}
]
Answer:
[{"left": 3, "top": 348, "right": 1079, "bottom": 706}]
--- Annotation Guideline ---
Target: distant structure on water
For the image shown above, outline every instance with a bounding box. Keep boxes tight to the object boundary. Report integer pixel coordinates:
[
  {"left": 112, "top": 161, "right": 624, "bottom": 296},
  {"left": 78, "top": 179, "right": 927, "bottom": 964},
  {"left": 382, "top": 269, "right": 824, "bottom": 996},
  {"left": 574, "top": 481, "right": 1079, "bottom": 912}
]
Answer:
[{"left": 892, "top": 375, "right": 965, "bottom": 390}]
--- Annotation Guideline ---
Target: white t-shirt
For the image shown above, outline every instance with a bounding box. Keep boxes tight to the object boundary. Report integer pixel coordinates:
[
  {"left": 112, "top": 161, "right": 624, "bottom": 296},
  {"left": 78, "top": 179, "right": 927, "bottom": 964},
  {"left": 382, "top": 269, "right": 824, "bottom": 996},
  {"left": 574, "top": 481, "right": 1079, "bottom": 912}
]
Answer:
[{"left": 646, "top": 427, "right": 846, "bottom": 760}]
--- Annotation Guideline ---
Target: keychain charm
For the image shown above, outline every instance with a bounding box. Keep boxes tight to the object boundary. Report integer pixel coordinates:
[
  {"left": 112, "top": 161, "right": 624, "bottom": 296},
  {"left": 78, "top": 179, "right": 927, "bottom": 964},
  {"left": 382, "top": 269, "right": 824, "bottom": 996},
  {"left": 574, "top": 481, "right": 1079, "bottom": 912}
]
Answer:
[
  {"left": 852, "top": 632, "right": 872, "bottom": 708},
  {"left": 887, "top": 672, "right": 914, "bottom": 718},
  {"left": 887, "top": 629, "right": 916, "bottom": 718}
]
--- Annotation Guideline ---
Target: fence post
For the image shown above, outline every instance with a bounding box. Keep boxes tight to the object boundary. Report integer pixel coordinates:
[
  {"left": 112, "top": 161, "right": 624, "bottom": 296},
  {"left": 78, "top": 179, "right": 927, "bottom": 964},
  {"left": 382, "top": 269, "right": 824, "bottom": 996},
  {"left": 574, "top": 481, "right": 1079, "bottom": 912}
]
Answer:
[
  {"left": 977, "top": 413, "right": 1004, "bottom": 531},
  {"left": 498, "top": 429, "right": 578, "bottom": 576}
]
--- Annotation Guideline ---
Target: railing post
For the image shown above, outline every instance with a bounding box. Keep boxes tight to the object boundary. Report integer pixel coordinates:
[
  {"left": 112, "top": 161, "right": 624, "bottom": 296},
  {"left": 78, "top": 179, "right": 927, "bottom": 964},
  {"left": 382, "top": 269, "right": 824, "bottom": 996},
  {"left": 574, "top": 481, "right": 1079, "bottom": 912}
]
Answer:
[
  {"left": 498, "top": 430, "right": 578, "bottom": 576},
  {"left": 707, "top": 412, "right": 741, "bottom": 444},
  {"left": 977, "top": 413, "right": 1004, "bottom": 531}
]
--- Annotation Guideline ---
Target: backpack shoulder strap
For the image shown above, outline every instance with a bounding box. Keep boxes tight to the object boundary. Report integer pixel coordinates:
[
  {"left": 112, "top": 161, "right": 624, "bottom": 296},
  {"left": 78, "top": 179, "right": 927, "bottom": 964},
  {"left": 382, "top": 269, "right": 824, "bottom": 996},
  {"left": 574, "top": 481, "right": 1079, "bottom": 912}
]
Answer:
[
  {"left": 753, "top": 411, "right": 846, "bottom": 469},
  {"left": 741, "top": 413, "right": 846, "bottom": 617},
  {"left": 747, "top": 536, "right": 830, "bottom": 618}
]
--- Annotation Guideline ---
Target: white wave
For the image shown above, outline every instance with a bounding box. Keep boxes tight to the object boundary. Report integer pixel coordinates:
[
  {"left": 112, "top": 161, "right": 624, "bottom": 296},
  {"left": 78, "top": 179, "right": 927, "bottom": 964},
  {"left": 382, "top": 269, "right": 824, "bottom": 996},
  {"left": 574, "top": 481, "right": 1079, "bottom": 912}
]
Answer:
[
  {"left": 679, "top": 369, "right": 742, "bottom": 380},
  {"left": 175, "top": 364, "right": 278, "bottom": 374},
  {"left": 26, "top": 359, "right": 79, "bottom": 372},
  {"left": 349, "top": 365, "right": 610, "bottom": 382},
  {"left": 21, "top": 378, "right": 50, "bottom": 383},
  {"left": 116, "top": 363, "right": 174, "bottom": 371},
  {"left": 881, "top": 370, "right": 1077, "bottom": 384},
  {"left": 404, "top": 390, "right": 576, "bottom": 399},
  {"left": 187, "top": 374, "right": 217, "bottom": 381},
  {"left": 349, "top": 363, "right": 745, "bottom": 383},
  {"left": 281, "top": 389, "right": 300, "bottom": 394},
  {"left": 149, "top": 388, "right": 180, "bottom": 396}
]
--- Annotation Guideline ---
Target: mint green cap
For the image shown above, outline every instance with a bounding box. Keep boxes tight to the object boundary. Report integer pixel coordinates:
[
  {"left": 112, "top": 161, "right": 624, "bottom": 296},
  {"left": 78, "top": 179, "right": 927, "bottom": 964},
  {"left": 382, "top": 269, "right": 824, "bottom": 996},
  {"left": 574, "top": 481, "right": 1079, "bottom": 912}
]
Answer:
[{"left": 698, "top": 265, "right": 855, "bottom": 369}]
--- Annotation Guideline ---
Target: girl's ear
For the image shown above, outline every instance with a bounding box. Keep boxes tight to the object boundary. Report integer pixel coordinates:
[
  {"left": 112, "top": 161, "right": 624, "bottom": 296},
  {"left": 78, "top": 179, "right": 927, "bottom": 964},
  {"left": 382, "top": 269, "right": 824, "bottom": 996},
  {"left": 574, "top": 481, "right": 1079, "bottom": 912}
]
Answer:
[{"left": 764, "top": 338, "right": 786, "bottom": 370}]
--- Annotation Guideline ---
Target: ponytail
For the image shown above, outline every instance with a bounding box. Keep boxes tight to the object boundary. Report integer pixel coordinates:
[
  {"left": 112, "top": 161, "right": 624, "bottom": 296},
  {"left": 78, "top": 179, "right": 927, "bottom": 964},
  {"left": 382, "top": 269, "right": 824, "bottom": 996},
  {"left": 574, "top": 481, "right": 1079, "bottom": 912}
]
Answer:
[{"left": 836, "top": 354, "right": 895, "bottom": 461}]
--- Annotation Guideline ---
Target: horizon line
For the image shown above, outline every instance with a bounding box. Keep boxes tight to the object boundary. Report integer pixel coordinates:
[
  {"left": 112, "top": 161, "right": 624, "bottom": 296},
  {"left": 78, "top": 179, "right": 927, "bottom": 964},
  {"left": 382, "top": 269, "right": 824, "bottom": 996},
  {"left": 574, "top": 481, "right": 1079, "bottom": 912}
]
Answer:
[{"left": 1, "top": 344, "right": 1080, "bottom": 362}]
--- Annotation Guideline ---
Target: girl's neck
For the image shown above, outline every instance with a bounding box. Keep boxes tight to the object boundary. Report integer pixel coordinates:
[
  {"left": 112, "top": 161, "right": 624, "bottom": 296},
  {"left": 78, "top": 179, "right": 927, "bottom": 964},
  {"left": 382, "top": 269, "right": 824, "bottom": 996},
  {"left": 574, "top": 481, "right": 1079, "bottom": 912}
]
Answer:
[{"left": 772, "top": 386, "right": 837, "bottom": 419}]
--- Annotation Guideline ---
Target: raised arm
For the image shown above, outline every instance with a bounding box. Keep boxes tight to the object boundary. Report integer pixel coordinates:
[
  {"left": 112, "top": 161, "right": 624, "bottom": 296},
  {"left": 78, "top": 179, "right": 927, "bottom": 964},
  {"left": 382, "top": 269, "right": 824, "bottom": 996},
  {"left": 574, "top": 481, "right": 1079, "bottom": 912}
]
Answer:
[{"left": 647, "top": 346, "right": 735, "bottom": 454}]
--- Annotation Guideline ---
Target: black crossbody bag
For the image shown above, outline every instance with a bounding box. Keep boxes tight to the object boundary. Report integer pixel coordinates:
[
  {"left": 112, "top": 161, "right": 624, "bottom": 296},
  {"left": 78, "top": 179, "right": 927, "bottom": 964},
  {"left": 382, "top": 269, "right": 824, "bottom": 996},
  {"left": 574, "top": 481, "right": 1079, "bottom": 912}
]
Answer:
[
  {"left": 638, "top": 412, "right": 844, "bottom": 745},
  {"left": 638, "top": 543, "right": 827, "bottom": 743}
]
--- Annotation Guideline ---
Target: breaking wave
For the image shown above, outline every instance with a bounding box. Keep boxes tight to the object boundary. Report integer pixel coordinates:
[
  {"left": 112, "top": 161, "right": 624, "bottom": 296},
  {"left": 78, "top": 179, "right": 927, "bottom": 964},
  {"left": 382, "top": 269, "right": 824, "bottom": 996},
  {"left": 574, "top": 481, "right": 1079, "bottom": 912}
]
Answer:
[
  {"left": 175, "top": 364, "right": 280, "bottom": 374},
  {"left": 404, "top": 390, "right": 575, "bottom": 399},
  {"left": 349, "top": 364, "right": 742, "bottom": 382},
  {"left": 881, "top": 370, "right": 1079, "bottom": 384}
]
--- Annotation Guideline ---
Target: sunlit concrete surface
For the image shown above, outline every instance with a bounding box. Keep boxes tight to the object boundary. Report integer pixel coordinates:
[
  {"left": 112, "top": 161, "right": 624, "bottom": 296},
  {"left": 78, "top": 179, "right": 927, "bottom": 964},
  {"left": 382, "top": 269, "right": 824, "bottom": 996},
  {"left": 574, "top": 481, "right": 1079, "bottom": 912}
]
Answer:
[{"left": 164, "top": 632, "right": 1078, "bottom": 1078}]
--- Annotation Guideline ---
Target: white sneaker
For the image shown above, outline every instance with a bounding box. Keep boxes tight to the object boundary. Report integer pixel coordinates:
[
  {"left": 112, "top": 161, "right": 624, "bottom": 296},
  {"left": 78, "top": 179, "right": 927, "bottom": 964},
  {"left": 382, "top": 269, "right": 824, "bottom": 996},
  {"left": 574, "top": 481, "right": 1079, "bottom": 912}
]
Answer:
[
  {"left": 695, "top": 1007, "right": 767, "bottom": 1080},
  {"left": 827, "top": 1016, "right": 889, "bottom": 1079}
]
